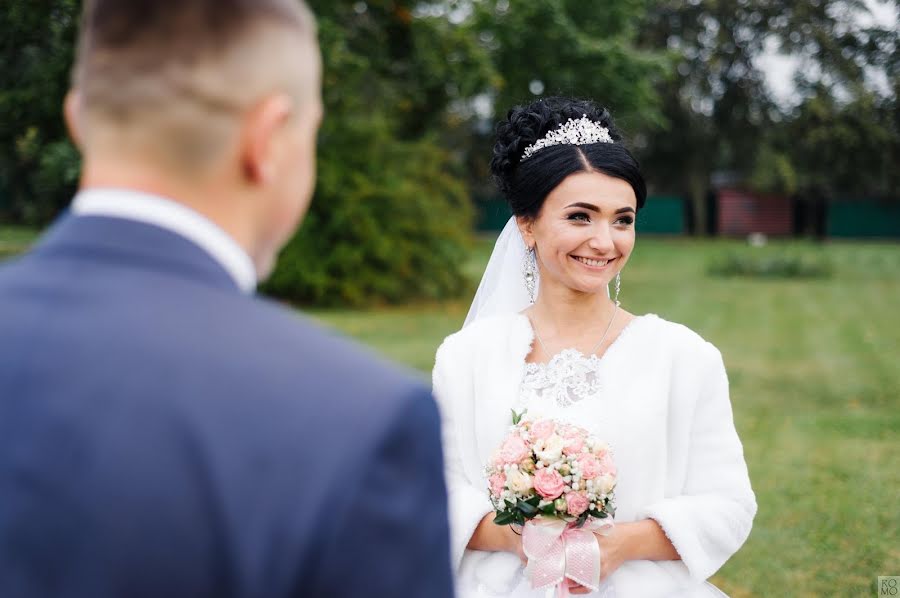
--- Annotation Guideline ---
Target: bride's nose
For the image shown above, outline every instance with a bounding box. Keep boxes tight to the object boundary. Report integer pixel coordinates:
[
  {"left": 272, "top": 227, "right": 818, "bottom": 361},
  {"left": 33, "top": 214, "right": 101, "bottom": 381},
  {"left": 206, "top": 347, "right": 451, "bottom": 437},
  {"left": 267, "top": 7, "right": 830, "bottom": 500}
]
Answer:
[{"left": 587, "top": 224, "right": 615, "bottom": 254}]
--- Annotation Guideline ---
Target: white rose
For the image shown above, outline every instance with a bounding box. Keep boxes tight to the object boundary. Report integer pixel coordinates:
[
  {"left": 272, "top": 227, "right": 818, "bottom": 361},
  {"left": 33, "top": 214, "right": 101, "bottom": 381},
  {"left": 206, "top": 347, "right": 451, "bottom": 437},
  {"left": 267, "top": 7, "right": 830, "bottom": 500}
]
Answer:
[
  {"left": 597, "top": 474, "right": 616, "bottom": 495},
  {"left": 536, "top": 434, "right": 565, "bottom": 463},
  {"left": 506, "top": 469, "right": 534, "bottom": 494}
]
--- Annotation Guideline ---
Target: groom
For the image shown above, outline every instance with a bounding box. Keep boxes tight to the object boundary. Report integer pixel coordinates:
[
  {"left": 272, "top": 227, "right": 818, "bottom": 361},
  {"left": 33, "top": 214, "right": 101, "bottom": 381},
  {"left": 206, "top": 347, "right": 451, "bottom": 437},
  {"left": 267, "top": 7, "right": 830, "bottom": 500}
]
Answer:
[{"left": 0, "top": 1, "right": 453, "bottom": 597}]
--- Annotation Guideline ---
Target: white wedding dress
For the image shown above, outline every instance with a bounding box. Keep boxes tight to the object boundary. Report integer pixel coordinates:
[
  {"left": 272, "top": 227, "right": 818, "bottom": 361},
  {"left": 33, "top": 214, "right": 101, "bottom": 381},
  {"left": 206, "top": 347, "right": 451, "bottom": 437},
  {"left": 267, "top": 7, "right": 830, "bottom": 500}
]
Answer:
[{"left": 432, "top": 312, "right": 756, "bottom": 598}]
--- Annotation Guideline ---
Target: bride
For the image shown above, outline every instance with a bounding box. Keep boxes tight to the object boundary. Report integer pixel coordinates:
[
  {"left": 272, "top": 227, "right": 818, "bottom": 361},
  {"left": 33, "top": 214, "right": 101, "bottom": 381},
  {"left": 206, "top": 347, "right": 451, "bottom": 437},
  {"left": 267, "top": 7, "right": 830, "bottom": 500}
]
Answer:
[{"left": 432, "top": 97, "right": 756, "bottom": 597}]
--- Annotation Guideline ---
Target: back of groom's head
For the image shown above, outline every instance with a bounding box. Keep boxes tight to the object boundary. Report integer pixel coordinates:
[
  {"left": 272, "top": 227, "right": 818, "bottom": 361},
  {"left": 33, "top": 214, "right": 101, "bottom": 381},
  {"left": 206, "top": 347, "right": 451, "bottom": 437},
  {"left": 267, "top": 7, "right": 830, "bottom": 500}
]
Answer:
[
  {"left": 71, "top": 0, "right": 317, "bottom": 171},
  {"left": 68, "top": 0, "right": 323, "bottom": 278}
]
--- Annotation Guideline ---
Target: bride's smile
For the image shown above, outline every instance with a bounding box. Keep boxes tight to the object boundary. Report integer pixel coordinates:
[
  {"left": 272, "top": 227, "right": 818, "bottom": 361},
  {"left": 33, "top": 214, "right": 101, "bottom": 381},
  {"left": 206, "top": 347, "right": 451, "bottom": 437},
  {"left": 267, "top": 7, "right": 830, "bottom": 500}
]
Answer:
[{"left": 571, "top": 255, "right": 615, "bottom": 269}]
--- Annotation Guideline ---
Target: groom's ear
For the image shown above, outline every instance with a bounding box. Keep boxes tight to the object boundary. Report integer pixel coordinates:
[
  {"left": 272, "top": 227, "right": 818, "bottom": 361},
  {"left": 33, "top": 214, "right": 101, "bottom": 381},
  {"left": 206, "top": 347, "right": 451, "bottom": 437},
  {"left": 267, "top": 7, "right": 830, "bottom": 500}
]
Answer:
[
  {"left": 516, "top": 215, "right": 536, "bottom": 249},
  {"left": 63, "top": 90, "right": 84, "bottom": 151},
  {"left": 238, "top": 93, "right": 295, "bottom": 186}
]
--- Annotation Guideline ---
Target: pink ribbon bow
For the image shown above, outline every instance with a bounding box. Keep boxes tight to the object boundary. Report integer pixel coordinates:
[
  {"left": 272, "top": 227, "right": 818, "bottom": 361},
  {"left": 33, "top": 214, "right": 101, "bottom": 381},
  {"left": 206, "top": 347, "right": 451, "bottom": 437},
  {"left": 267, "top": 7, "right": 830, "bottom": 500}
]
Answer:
[{"left": 522, "top": 517, "right": 614, "bottom": 597}]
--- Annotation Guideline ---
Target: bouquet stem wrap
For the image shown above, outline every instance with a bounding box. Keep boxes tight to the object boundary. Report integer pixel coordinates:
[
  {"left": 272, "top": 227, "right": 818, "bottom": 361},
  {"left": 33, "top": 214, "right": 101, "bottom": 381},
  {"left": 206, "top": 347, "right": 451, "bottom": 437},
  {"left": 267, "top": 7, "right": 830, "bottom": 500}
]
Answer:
[{"left": 523, "top": 517, "right": 614, "bottom": 597}]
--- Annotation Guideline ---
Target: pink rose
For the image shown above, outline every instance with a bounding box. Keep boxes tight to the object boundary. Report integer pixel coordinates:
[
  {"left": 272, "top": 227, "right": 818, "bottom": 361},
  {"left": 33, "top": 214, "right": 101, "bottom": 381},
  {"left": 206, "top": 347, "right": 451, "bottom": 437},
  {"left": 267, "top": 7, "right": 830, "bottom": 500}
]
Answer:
[
  {"left": 531, "top": 419, "right": 556, "bottom": 440},
  {"left": 533, "top": 468, "right": 566, "bottom": 500},
  {"left": 562, "top": 436, "right": 585, "bottom": 455},
  {"left": 598, "top": 452, "right": 617, "bottom": 477},
  {"left": 577, "top": 454, "right": 602, "bottom": 480},
  {"left": 499, "top": 435, "right": 530, "bottom": 464},
  {"left": 565, "top": 491, "right": 590, "bottom": 517},
  {"left": 560, "top": 425, "right": 582, "bottom": 439},
  {"left": 488, "top": 473, "right": 506, "bottom": 497}
]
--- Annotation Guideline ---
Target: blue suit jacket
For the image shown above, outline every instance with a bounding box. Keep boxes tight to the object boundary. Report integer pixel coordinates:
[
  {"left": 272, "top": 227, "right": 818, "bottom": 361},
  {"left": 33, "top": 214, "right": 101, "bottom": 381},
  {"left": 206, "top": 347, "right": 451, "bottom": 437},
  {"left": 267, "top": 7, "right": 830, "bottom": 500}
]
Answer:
[{"left": 0, "top": 214, "right": 454, "bottom": 598}]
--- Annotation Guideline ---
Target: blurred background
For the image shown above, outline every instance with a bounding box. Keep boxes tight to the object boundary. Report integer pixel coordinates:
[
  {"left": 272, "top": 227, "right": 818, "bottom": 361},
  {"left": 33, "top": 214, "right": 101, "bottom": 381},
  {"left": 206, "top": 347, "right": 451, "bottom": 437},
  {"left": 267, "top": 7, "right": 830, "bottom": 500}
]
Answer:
[{"left": 1, "top": 1, "right": 898, "bottom": 596}]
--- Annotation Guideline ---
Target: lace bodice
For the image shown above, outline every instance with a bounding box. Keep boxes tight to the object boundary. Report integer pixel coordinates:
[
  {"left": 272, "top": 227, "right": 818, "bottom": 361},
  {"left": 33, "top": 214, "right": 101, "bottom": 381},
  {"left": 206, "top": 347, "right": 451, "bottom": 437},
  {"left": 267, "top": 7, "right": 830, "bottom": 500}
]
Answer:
[
  {"left": 518, "top": 316, "right": 645, "bottom": 413},
  {"left": 520, "top": 349, "right": 605, "bottom": 407}
]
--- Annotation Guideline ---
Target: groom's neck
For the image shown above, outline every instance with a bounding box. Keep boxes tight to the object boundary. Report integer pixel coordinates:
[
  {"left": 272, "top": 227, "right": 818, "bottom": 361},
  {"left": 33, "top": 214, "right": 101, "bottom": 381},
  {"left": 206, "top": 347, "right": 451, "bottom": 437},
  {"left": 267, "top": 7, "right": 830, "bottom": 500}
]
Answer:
[{"left": 78, "top": 156, "right": 260, "bottom": 263}]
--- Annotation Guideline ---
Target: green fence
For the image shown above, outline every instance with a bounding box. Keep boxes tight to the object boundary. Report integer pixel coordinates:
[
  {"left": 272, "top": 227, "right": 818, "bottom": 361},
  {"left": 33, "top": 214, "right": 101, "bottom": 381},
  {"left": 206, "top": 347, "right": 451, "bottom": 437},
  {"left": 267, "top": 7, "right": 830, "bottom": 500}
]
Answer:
[
  {"left": 475, "top": 198, "right": 513, "bottom": 231},
  {"left": 828, "top": 199, "right": 900, "bottom": 239},
  {"left": 636, "top": 195, "right": 686, "bottom": 234}
]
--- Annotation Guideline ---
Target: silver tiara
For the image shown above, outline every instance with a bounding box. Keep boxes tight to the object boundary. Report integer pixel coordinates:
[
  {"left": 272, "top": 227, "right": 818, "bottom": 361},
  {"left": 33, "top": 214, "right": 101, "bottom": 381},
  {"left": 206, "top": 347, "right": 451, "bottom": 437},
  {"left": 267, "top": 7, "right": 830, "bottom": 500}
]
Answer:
[{"left": 520, "top": 114, "right": 613, "bottom": 161}]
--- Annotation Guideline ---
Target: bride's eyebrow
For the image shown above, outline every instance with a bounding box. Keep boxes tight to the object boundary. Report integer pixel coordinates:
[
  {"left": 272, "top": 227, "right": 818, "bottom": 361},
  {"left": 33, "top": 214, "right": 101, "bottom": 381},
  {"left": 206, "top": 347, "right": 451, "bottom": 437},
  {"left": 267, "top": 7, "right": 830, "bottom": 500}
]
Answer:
[
  {"left": 564, "top": 202, "right": 599, "bottom": 212},
  {"left": 564, "top": 203, "right": 635, "bottom": 215}
]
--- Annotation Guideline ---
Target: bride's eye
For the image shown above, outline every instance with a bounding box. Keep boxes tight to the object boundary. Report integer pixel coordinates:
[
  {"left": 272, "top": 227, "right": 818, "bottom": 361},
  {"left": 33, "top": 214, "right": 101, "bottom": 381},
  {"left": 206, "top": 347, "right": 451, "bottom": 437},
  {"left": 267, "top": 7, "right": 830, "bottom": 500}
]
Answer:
[
  {"left": 615, "top": 215, "right": 635, "bottom": 226},
  {"left": 567, "top": 212, "right": 590, "bottom": 223}
]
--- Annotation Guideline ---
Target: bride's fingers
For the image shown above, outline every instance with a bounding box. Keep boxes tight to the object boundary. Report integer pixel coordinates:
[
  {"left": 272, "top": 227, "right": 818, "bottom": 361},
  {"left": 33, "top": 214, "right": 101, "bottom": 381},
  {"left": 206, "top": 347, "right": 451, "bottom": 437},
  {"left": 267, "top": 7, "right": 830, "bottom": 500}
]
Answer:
[{"left": 567, "top": 581, "right": 591, "bottom": 595}]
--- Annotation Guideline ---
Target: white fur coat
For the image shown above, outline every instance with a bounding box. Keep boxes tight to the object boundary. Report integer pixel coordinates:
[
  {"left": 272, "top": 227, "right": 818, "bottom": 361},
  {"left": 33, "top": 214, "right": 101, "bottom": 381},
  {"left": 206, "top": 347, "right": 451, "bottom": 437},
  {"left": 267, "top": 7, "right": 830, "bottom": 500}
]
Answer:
[{"left": 432, "top": 313, "right": 757, "bottom": 598}]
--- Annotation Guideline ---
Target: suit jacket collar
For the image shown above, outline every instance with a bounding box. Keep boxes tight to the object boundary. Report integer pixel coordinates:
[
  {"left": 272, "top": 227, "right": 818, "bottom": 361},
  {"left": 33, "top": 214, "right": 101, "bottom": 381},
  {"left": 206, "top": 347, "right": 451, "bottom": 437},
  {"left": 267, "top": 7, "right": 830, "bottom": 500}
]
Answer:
[
  {"left": 71, "top": 189, "right": 256, "bottom": 293},
  {"left": 32, "top": 213, "right": 246, "bottom": 294}
]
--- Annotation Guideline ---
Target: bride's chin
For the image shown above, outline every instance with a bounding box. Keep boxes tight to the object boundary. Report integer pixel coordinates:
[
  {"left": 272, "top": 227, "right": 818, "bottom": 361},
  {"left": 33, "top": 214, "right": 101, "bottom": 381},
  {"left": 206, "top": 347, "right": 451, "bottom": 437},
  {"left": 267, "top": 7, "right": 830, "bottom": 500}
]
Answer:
[{"left": 562, "top": 280, "right": 613, "bottom": 296}]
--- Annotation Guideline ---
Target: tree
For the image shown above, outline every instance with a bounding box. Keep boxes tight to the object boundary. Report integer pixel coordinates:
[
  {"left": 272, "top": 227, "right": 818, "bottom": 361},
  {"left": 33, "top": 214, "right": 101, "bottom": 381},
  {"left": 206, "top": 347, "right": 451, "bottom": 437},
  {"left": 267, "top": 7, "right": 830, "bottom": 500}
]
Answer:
[
  {"left": 262, "top": 1, "right": 496, "bottom": 305},
  {"left": 0, "top": 0, "right": 80, "bottom": 223},
  {"left": 636, "top": 0, "right": 899, "bottom": 232},
  {"left": 471, "top": 0, "right": 668, "bottom": 129},
  {"left": 782, "top": 84, "right": 898, "bottom": 198}
]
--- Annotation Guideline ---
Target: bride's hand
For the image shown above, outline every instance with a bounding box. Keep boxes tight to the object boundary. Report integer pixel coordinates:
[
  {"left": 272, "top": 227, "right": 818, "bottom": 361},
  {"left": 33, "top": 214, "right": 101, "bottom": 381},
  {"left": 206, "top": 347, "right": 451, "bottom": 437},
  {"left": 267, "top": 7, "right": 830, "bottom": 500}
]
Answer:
[
  {"left": 566, "top": 579, "right": 594, "bottom": 595},
  {"left": 567, "top": 525, "right": 629, "bottom": 594},
  {"left": 506, "top": 524, "right": 528, "bottom": 565},
  {"left": 467, "top": 513, "right": 528, "bottom": 564},
  {"left": 594, "top": 524, "right": 627, "bottom": 580}
]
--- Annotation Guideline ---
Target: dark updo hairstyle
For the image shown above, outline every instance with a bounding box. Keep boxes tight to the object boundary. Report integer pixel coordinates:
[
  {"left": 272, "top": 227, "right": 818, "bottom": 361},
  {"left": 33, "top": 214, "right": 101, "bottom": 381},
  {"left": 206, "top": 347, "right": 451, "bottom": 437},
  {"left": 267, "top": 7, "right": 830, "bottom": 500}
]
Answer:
[{"left": 490, "top": 97, "right": 646, "bottom": 218}]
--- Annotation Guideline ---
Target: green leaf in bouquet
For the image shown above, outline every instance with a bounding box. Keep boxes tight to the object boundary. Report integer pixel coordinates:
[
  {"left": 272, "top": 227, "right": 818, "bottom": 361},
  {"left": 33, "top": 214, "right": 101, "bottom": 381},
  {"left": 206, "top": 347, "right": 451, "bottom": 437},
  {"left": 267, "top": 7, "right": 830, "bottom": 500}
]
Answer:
[
  {"left": 541, "top": 504, "right": 556, "bottom": 516},
  {"left": 493, "top": 511, "right": 516, "bottom": 526},
  {"left": 574, "top": 512, "right": 590, "bottom": 528},
  {"left": 525, "top": 495, "right": 541, "bottom": 507},
  {"left": 517, "top": 499, "right": 538, "bottom": 517},
  {"left": 511, "top": 409, "right": 526, "bottom": 425}
]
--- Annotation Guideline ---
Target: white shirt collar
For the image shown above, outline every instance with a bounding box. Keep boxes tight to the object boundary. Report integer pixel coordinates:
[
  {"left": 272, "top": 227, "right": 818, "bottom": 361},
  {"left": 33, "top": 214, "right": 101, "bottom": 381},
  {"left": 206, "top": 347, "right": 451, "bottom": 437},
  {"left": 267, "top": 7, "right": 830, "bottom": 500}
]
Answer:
[{"left": 71, "top": 188, "right": 257, "bottom": 294}]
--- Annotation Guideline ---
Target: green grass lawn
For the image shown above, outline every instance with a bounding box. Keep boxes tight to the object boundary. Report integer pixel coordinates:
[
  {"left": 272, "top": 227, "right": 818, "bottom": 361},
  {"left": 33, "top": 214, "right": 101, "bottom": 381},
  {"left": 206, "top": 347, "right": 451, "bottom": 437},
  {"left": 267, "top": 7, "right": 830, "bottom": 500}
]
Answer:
[
  {"left": 0, "top": 225, "right": 39, "bottom": 260},
  {"left": 3, "top": 227, "right": 898, "bottom": 596}
]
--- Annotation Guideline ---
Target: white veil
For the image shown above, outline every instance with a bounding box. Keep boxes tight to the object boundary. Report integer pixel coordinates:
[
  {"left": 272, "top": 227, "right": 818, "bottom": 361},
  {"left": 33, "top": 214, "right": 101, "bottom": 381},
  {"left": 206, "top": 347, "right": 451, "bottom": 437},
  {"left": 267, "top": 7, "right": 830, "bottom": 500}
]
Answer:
[
  {"left": 464, "top": 216, "right": 612, "bottom": 327},
  {"left": 463, "top": 217, "right": 538, "bottom": 327}
]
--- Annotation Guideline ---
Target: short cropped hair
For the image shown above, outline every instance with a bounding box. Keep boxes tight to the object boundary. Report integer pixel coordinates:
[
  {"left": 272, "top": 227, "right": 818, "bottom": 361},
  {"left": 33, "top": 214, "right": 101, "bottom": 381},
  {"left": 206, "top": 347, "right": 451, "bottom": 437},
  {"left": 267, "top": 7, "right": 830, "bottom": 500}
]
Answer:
[{"left": 72, "top": 0, "right": 318, "bottom": 170}]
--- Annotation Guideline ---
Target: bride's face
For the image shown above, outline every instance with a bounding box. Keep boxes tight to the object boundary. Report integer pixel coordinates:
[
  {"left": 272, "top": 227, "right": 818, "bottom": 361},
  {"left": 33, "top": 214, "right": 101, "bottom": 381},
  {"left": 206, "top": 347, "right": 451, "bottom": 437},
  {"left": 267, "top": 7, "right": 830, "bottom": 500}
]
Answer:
[{"left": 518, "top": 170, "right": 637, "bottom": 296}]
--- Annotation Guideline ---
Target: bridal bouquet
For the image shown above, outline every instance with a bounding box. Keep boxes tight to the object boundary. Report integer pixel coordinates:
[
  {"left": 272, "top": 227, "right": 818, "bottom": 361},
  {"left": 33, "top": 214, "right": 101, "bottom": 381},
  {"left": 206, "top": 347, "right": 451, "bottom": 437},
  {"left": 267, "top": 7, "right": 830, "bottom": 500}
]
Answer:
[{"left": 485, "top": 410, "right": 617, "bottom": 595}]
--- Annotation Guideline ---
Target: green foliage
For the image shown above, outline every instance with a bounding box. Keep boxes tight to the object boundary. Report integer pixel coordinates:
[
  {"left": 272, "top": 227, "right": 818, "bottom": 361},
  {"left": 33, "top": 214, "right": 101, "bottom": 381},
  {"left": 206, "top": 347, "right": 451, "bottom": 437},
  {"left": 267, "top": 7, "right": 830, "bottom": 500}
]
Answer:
[
  {"left": 0, "top": 0, "right": 80, "bottom": 223},
  {"left": 748, "top": 144, "right": 797, "bottom": 195},
  {"left": 783, "top": 86, "right": 898, "bottom": 197},
  {"left": 308, "top": 1, "right": 496, "bottom": 139},
  {"left": 259, "top": 2, "right": 490, "bottom": 305},
  {"left": 708, "top": 249, "right": 833, "bottom": 279},
  {"left": 492, "top": 495, "right": 541, "bottom": 527},
  {"left": 262, "top": 130, "right": 473, "bottom": 306},
  {"left": 472, "top": 0, "right": 668, "bottom": 129}
]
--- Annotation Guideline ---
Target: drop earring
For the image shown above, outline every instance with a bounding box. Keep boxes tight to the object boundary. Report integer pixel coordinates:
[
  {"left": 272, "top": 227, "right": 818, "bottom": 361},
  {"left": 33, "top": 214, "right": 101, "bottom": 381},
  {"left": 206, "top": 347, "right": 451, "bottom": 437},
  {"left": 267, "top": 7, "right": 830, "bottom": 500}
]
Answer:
[
  {"left": 523, "top": 246, "right": 537, "bottom": 304},
  {"left": 614, "top": 272, "right": 621, "bottom": 305}
]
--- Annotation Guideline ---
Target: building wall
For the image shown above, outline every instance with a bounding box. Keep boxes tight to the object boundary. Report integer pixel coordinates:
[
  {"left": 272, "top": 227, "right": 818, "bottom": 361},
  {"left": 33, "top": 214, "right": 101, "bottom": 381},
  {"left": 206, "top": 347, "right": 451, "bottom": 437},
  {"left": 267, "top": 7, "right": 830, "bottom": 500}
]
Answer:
[{"left": 717, "top": 188, "right": 793, "bottom": 236}]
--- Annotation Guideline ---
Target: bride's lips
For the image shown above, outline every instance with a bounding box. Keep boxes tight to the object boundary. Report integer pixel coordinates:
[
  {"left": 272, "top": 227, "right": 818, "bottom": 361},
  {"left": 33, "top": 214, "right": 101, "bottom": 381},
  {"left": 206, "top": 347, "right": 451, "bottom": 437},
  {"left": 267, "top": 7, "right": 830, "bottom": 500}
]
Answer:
[{"left": 570, "top": 255, "right": 616, "bottom": 271}]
